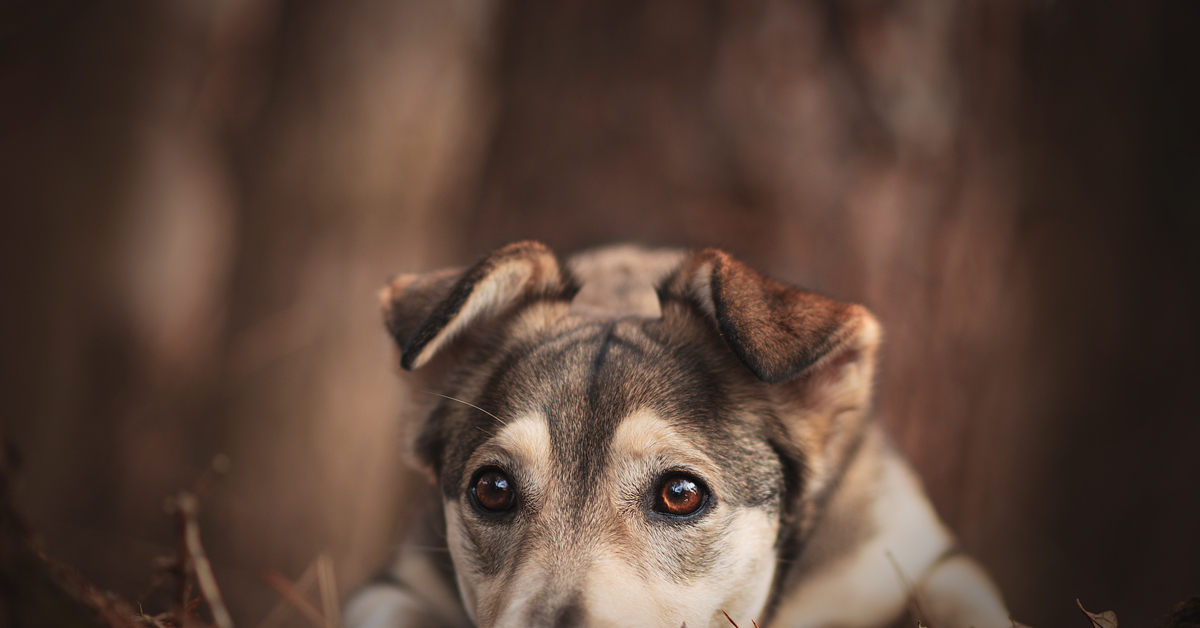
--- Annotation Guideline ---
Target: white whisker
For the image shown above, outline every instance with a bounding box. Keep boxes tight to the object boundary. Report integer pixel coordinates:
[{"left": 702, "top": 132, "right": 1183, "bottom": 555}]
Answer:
[{"left": 420, "top": 390, "right": 505, "bottom": 425}]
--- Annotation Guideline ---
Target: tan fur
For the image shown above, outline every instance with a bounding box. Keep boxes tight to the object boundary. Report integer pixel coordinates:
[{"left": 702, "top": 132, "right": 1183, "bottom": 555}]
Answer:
[{"left": 566, "top": 245, "right": 685, "bottom": 317}]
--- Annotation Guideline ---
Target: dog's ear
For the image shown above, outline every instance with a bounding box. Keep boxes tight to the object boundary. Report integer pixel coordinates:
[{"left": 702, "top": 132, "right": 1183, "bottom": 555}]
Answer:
[
  {"left": 382, "top": 241, "right": 576, "bottom": 370},
  {"left": 658, "top": 248, "right": 880, "bottom": 390}
]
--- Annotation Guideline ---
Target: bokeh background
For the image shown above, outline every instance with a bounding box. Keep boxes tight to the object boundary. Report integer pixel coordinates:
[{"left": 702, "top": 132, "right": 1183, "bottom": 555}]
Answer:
[{"left": 2, "top": 0, "right": 1197, "bottom": 626}]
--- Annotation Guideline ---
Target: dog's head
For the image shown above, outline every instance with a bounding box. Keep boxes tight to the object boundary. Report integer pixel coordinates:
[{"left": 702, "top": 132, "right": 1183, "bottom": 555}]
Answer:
[{"left": 381, "top": 242, "right": 880, "bottom": 628}]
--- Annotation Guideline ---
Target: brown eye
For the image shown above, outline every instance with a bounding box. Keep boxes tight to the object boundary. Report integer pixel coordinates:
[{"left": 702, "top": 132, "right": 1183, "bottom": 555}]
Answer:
[
  {"left": 471, "top": 469, "right": 515, "bottom": 513},
  {"left": 655, "top": 474, "right": 707, "bottom": 517}
]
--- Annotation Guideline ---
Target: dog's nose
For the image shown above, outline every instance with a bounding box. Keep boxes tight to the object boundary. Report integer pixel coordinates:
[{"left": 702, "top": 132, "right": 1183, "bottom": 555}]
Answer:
[
  {"left": 549, "top": 601, "right": 583, "bottom": 628},
  {"left": 495, "top": 591, "right": 589, "bottom": 628}
]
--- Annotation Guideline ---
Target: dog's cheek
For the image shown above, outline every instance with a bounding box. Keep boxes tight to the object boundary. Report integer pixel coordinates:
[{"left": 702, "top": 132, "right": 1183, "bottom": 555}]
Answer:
[
  {"left": 444, "top": 503, "right": 486, "bottom": 627},
  {"left": 721, "top": 508, "right": 781, "bottom": 621},
  {"left": 447, "top": 498, "right": 540, "bottom": 628}
]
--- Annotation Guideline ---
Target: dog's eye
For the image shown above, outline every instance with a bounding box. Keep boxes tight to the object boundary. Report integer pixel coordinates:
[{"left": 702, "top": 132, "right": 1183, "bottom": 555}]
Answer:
[
  {"left": 655, "top": 473, "right": 707, "bottom": 517},
  {"left": 470, "top": 468, "right": 515, "bottom": 513}
]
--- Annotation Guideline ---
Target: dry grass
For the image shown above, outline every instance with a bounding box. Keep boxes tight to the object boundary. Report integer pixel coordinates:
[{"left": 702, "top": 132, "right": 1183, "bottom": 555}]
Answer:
[
  {"left": 0, "top": 451, "right": 339, "bottom": 628},
  {"left": 3, "top": 447, "right": 1197, "bottom": 628}
]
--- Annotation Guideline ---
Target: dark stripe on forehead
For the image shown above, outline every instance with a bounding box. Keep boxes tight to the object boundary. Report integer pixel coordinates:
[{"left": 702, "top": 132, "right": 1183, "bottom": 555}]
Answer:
[
  {"left": 594, "top": 323, "right": 617, "bottom": 360},
  {"left": 589, "top": 324, "right": 617, "bottom": 394},
  {"left": 548, "top": 323, "right": 623, "bottom": 510}
]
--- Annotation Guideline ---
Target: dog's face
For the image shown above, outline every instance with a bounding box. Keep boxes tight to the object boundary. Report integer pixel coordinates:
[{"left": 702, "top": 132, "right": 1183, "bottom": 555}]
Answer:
[{"left": 381, "top": 243, "right": 880, "bottom": 628}]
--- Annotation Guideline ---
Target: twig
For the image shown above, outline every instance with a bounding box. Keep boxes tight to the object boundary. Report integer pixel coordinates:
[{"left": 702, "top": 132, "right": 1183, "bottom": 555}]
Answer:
[
  {"left": 133, "top": 604, "right": 177, "bottom": 628},
  {"left": 263, "top": 568, "right": 328, "bottom": 628},
  {"left": 719, "top": 610, "right": 758, "bottom": 628},
  {"left": 256, "top": 560, "right": 319, "bottom": 628},
  {"left": 316, "top": 553, "right": 341, "bottom": 628},
  {"left": 37, "top": 547, "right": 141, "bottom": 628},
  {"left": 169, "top": 491, "right": 235, "bottom": 628},
  {"left": 885, "top": 551, "right": 933, "bottom": 628}
]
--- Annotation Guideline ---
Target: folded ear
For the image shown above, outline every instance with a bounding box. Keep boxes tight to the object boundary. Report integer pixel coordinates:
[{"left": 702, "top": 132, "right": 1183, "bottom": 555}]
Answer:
[
  {"left": 382, "top": 241, "right": 576, "bottom": 370},
  {"left": 658, "top": 249, "right": 880, "bottom": 387}
]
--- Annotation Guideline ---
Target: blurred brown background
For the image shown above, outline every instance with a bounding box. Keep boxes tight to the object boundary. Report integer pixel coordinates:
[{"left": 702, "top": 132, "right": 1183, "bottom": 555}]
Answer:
[{"left": 1, "top": 0, "right": 1197, "bottom": 626}]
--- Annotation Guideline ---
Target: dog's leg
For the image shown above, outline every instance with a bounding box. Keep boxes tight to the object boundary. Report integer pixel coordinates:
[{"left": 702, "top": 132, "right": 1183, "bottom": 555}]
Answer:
[
  {"left": 771, "top": 424, "right": 1010, "bottom": 628},
  {"left": 344, "top": 506, "right": 469, "bottom": 628},
  {"left": 344, "top": 582, "right": 447, "bottom": 628},
  {"left": 915, "top": 552, "right": 1010, "bottom": 628}
]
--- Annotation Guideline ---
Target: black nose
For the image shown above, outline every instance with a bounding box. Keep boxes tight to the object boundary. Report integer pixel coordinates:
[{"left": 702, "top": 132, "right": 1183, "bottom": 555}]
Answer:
[{"left": 550, "top": 600, "right": 583, "bottom": 628}]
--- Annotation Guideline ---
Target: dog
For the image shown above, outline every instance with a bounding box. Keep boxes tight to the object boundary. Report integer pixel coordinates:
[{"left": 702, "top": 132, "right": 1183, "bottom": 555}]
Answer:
[{"left": 345, "top": 242, "right": 1011, "bottom": 628}]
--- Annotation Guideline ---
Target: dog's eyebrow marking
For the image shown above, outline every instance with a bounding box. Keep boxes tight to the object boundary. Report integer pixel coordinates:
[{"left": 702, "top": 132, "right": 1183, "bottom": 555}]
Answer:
[
  {"left": 610, "top": 409, "right": 715, "bottom": 470},
  {"left": 489, "top": 413, "right": 553, "bottom": 470}
]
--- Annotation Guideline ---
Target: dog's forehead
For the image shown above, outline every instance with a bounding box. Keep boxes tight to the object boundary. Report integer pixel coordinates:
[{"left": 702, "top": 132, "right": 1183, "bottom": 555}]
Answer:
[
  {"left": 430, "top": 311, "right": 785, "bottom": 509},
  {"left": 484, "top": 314, "right": 727, "bottom": 427}
]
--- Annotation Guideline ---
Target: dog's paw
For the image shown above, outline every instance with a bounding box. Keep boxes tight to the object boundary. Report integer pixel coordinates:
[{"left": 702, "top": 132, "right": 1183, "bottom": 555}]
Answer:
[{"left": 344, "top": 583, "right": 460, "bottom": 628}]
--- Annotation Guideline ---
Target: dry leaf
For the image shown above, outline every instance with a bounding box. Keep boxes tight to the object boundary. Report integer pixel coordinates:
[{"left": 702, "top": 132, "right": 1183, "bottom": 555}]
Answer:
[{"left": 1077, "top": 599, "right": 1119, "bottom": 628}]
